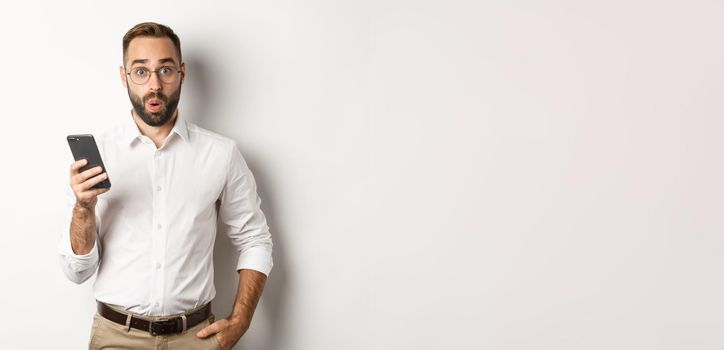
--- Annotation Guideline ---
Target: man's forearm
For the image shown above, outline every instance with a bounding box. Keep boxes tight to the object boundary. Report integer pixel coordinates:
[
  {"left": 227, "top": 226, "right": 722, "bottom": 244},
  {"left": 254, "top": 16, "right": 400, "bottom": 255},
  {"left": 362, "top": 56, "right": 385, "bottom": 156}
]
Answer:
[
  {"left": 70, "top": 203, "right": 97, "bottom": 255},
  {"left": 229, "top": 269, "right": 267, "bottom": 332}
]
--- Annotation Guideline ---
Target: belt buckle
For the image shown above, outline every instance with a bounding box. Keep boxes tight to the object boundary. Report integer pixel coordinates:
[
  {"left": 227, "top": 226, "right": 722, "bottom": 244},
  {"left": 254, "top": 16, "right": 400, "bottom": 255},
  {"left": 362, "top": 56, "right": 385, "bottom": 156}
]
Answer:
[{"left": 149, "top": 318, "right": 175, "bottom": 336}]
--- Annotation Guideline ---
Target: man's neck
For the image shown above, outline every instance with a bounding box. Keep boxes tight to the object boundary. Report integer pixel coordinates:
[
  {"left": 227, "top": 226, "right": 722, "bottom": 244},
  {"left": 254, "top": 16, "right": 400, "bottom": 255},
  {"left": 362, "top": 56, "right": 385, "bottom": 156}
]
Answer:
[{"left": 130, "top": 110, "right": 178, "bottom": 149}]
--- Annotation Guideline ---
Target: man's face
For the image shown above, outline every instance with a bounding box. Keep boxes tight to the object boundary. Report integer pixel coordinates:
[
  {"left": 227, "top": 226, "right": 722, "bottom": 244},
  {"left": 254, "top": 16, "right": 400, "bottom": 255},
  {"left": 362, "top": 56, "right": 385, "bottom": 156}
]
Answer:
[{"left": 120, "top": 37, "right": 185, "bottom": 127}]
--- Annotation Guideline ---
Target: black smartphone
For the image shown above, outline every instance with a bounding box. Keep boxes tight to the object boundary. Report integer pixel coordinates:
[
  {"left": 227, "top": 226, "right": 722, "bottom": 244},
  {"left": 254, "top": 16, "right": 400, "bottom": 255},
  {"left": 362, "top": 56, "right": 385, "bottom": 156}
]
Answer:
[{"left": 67, "top": 134, "right": 111, "bottom": 189}]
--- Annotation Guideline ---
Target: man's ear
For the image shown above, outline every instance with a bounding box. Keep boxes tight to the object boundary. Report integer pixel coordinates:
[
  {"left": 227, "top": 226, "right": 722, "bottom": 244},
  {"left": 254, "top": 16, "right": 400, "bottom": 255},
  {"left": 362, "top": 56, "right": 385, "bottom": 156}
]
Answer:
[
  {"left": 119, "top": 65, "right": 128, "bottom": 87},
  {"left": 180, "top": 62, "right": 186, "bottom": 84}
]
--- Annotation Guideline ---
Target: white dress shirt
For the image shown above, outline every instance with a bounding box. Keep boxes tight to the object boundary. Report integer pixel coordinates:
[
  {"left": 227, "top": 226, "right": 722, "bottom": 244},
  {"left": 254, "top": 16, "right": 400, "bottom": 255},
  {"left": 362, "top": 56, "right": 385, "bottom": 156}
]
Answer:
[{"left": 58, "top": 114, "right": 273, "bottom": 316}]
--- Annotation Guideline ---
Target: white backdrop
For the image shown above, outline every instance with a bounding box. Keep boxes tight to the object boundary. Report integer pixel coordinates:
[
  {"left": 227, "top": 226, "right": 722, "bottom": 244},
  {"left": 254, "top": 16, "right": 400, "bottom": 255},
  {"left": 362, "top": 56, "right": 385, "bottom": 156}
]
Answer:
[{"left": 0, "top": 1, "right": 722, "bottom": 349}]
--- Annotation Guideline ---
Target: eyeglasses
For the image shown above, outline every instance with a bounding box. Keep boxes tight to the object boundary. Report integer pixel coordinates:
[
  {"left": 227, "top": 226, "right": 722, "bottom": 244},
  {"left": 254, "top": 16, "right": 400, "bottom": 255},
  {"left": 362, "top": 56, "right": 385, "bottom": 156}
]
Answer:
[{"left": 125, "top": 66, "right": 181, "bottom": 85}]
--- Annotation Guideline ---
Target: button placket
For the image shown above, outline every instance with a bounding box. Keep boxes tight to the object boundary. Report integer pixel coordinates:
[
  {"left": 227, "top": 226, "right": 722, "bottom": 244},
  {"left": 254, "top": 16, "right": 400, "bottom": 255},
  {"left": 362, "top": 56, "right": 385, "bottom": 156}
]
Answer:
[{"left": 150, "top": 149, "right": 167, "bottom": 315}]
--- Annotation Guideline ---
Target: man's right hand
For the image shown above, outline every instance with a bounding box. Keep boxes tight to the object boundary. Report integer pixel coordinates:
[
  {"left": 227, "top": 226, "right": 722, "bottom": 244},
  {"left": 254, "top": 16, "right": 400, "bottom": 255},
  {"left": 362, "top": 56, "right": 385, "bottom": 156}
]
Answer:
[{"left": 70, "top": 159, "right": 110, "bottom": 209}]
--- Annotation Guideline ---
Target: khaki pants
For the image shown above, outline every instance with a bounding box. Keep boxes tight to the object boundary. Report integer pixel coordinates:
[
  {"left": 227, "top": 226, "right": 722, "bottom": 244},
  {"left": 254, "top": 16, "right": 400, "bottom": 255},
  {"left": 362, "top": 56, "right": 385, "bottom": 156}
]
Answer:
[{"left": 88, "top": 304, "right": 221, "bottom": 350}]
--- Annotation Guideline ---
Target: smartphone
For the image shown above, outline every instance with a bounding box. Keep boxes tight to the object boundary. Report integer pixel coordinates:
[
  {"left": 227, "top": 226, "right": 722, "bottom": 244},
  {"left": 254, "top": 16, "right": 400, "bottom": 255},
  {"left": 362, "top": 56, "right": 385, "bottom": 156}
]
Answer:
[{"left": 67, "top": 134, "right": 111, "bottom": 189}]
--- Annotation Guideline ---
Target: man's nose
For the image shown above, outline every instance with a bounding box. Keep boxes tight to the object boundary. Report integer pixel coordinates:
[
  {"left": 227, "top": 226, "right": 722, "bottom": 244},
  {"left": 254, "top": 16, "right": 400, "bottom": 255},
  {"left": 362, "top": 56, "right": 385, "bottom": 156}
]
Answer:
[{"left": 148, "top": 71, "right": 163, "bottom": 91}]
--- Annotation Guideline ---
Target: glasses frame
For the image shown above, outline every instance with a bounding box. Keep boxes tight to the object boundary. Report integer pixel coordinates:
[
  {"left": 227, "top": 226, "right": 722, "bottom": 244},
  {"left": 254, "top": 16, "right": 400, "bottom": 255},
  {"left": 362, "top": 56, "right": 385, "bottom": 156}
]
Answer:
[{"left": 124, "top": 65, "right": 182, "bottom": 85}]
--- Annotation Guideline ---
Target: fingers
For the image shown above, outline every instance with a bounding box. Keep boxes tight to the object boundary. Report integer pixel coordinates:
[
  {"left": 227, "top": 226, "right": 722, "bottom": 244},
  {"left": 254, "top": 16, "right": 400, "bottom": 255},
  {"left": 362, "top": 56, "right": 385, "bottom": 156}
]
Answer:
[
  {"left": 79, "top": 172, "right": 109, "bottom": 191},
  {"left": 71, "top": 165, "right": 104, "bottom": 186},
  {"left": 196, "top": 319, "right": 228, "bottom": 338},
  {"left": 69, "top": 160, "right": 109, "bottom": 207},
  {"left": 88, "top": 187, "right": 110, "bottom": 196},
  {"left": 69, "top": 159, "right": 88, "bottom": 175},
  {"left": 73, "top": 179, "right": 109, "bottom": 203}
]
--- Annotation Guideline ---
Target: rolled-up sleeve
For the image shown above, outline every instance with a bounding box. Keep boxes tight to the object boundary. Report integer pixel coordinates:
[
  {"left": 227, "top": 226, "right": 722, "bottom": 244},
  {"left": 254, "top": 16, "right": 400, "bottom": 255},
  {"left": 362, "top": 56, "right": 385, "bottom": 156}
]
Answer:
[
  {"left": 57, "top": 187, "right": 100, "bottom": 284},
  {"left": 218, "top": 144, "right": 274, "bottom": 276}
]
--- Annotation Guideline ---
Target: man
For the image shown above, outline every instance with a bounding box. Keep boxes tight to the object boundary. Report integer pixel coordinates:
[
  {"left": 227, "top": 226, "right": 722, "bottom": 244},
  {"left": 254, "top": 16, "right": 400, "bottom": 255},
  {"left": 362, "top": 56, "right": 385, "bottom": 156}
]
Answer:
[{"left": 58, "top": 22, "right": 273, "bottom": 350}]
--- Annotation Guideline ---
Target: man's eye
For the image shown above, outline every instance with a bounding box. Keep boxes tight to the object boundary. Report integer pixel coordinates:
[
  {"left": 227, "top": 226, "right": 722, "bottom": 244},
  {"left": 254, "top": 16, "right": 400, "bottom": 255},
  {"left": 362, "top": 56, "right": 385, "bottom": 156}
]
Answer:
[
  {"left": 160, "top": 67, "right": 172, "bottom": 75},
  {"left": 135, "top": 69, "right": 147, "bottom": 76}
]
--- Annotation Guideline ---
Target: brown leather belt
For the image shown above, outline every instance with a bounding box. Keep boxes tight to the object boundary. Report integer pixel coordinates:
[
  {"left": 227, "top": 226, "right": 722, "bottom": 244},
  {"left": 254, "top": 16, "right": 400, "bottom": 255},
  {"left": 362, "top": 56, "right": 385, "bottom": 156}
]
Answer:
[{"left": 97, "top": 301, "right": 211, "bottom": 336}]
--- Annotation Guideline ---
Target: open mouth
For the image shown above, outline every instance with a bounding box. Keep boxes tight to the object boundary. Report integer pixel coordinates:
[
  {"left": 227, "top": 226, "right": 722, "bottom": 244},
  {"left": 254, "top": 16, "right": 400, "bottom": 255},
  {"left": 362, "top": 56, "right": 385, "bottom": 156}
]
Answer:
[{"left": 146, "top": 98, "right": 164, "bottom": 112}]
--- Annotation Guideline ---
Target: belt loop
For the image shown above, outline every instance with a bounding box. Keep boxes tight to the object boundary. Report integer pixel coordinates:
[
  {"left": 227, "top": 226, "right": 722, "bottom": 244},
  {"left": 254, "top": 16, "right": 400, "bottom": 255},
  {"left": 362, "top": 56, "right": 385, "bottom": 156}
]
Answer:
[
  {"left": 125, "top": 312, "right": 132, "bottom": 332},
  {"left": 181, "top": 314, "right": 188, "bottom": 334}
]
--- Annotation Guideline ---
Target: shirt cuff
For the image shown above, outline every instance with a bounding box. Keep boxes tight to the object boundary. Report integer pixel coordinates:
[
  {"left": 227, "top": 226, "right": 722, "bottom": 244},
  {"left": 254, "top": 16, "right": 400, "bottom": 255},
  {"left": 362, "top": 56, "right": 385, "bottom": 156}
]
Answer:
[
  {"left": 68, "top": 241, "right": 99, "bottom": 273},
  {"left": 236, "top": 246, "right": 273, "bottom": 277}
]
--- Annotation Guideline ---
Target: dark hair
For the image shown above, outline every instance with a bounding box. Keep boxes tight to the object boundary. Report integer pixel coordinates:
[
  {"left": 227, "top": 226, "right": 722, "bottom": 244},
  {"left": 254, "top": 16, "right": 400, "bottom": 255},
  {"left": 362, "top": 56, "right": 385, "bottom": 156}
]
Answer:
[{"left": 122, "top": 22, "right": 181, "bottom": 65}]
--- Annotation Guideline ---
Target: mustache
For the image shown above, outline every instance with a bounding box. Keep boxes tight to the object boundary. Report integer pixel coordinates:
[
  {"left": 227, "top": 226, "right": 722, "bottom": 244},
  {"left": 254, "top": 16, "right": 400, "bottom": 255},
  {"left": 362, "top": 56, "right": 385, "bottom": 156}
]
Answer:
[{"left": 143, "top": 92, "right": 168, "bottom": 103}]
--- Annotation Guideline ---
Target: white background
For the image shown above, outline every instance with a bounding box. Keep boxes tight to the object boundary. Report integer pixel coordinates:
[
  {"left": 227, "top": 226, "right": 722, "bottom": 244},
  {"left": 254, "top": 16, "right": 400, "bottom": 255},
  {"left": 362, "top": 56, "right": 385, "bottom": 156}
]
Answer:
[{"left": 0, "top": 0, "right": 722, "bottom": 349}]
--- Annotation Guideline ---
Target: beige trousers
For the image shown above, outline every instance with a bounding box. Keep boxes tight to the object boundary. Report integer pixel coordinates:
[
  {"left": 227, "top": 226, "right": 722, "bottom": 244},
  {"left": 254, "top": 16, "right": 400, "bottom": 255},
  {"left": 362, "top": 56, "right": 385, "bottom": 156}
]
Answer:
[{"left": 88, "top": 304, "right": 221, "bottom": 350}]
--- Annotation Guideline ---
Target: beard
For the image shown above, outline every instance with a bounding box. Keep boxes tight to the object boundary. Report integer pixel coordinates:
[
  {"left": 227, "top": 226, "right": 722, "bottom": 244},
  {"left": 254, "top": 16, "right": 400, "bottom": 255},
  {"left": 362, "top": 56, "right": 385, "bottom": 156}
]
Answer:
[{"left": 128, "top": 87, "right": 181, "bottom": 127}]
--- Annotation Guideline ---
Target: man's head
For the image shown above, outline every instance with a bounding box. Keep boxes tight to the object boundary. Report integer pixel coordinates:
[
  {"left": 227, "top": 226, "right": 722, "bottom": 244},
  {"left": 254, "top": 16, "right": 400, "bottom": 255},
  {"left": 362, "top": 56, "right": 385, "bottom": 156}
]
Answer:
[{"left": 120, "top": 22, "right": 185, "bottom": 127}]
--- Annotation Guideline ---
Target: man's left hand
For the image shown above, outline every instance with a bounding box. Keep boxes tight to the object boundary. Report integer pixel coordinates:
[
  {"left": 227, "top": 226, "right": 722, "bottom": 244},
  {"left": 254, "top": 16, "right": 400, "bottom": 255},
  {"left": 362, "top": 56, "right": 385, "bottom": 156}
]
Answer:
[{"left": 196, "top": 317, "right": 249, "bottom": 350}]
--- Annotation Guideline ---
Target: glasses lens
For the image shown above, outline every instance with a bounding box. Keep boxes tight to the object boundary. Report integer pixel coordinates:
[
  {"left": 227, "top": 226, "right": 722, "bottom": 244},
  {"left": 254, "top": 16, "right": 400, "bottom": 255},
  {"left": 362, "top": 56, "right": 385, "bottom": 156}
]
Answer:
[
  {"left": 158, "top": 67, "right": 179, "bottom": 84},
  {"left": 130, "top": 68, "right": 149, "bottom": 85}
]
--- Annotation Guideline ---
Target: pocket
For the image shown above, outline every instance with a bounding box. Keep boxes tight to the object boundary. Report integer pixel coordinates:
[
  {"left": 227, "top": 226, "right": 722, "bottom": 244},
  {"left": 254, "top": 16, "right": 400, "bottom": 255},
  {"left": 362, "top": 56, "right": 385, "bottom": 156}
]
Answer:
[
  {"left": 212, "top": 333, "right": 223, "bottom": 350},
  {"left": 87, "top": 313, "right": 102, "bottom": 350}
]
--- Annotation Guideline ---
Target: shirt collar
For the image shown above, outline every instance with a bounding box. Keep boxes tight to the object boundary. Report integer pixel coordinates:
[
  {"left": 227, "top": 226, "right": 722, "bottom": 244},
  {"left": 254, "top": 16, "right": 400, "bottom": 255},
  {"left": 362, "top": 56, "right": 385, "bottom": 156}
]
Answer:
[
  {"left": 171, "top": 115, "right": 189, "bottom": 142},
  {"left": 123, "top": 111, "right": 189, "bottom": 145}
]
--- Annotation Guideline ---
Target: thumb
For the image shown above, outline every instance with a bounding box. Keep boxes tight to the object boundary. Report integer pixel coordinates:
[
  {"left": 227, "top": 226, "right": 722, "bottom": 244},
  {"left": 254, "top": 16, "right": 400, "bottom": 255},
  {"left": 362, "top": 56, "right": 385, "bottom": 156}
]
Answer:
[{"left": 196, "top": 319, "right": 228, "bottom": 338}]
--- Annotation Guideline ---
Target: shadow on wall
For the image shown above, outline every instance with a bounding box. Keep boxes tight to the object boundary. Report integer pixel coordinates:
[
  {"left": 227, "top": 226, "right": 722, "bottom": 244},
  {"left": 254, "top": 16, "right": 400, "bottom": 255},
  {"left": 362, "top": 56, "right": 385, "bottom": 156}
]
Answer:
[{"left": 184, "top": 52, "right": 289, "bottom": 350}]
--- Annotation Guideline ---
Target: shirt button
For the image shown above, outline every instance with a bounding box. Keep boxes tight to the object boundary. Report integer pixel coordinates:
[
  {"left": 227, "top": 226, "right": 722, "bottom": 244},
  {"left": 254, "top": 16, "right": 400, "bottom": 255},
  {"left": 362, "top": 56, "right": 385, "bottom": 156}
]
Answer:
[
  {"left": 157, "top": 224, "right": 162, "bottom": 229},
  {"left": 156, "top": 263, "right": 162, "bottom": 269},
  {"left": 156, "top": 186, "right": 162, "bottom": 191},
  {"left": 155, "top": 302, "right": 160, "bottom": 307}
]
